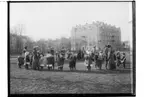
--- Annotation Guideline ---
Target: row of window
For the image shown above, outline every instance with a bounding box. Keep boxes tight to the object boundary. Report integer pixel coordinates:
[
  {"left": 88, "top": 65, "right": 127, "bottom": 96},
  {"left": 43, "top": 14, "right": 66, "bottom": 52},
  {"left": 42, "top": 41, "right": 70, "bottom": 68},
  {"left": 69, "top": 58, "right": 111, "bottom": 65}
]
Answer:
[
  {"left": 99, "top": 35, "right": 120, "bottom": 40},
  {"left": 98, "top": 40, "right": 115, "bottom": 42},
  {"left": 73, "top": 29, "right": 120, "bottom": 37},
  {"left": 74, "top": 25, "right": 120, "bottom": 32},
  {"left": 99, "top": 32, "right": 120, "bottom": 37}
]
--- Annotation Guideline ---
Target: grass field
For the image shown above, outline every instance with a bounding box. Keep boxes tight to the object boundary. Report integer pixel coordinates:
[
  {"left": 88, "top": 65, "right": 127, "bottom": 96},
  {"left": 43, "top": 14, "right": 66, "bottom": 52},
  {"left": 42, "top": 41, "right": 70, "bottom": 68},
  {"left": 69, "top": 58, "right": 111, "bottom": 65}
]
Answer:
[{"left": 10, "top": 56, "right": 133, "bottom": 94}]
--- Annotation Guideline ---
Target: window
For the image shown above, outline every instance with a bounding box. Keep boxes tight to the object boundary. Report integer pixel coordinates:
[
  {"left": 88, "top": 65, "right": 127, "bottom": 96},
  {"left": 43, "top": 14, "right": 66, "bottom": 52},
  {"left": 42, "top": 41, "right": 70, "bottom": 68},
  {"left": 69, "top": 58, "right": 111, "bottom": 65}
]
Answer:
[{"left": 112, "top": 40, "right": 115, "bottom": 42}]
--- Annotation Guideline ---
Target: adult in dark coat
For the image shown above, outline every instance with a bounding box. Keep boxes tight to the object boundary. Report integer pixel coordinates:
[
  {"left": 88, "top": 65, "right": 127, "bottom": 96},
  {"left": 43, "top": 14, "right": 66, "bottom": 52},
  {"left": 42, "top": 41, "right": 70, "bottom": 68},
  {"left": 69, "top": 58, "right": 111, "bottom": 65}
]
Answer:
[
  {"left": 108, "top": 50, "right": 116, "bottom": 70},
  {"left": 94, "top": 52, "right": 99, "bottom": 69},
  {"left": 74, "top": 54, "right": 77, "bottom": 69},
  {"left": 104, "top": 45, "right": 112, "bottom": 69},
  {"left": 94, "top": 51, "right": 103, "bottom": 70},
  {"left": 104, "top": 45, "right": 109, "bottom": 69},
  {"left": 32, "top": 47, "right": 40, "bottom": 70},
  {"left": 69, "top": 53, "right": 77, "bottom": 70},
  {"left": 57, "top": 53, "right": 65, "bottom": 70}
]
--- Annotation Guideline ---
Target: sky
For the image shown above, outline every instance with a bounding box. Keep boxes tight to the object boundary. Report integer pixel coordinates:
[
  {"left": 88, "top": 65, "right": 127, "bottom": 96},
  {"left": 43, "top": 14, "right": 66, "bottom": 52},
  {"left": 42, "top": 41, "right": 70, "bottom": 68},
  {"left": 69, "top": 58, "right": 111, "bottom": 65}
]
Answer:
[{"left": 10, "top": 2, "right": 132, "bottom": 41}]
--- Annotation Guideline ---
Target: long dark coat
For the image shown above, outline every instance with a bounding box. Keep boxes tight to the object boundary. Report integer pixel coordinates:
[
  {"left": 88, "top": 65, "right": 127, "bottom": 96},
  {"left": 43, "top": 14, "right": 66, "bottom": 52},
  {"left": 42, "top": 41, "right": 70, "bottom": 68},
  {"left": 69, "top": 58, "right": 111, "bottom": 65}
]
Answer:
[
  {"left": 69, "top": 54, "right": 76, "bottom": 69},
  {"left": 32, "top": 50, "right": 40, "bottom": 69},
  {"left": 108, "top": 51, "right": 116, "bottom": 70}
]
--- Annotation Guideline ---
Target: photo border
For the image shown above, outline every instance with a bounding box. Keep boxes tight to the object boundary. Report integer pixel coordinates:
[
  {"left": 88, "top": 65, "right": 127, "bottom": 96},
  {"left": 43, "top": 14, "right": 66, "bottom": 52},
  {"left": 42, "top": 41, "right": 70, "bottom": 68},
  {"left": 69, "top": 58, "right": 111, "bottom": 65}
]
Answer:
[{"left": 8, "top": 1, "right": 136, "bottom": 97}]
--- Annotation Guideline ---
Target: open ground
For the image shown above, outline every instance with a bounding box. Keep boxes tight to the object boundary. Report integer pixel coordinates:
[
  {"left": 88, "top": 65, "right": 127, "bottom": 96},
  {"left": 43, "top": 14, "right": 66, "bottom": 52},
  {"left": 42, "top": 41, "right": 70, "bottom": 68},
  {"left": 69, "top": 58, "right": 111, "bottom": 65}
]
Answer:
[{"left": 10, "top": 55, "right": 133, "bottom": 94}]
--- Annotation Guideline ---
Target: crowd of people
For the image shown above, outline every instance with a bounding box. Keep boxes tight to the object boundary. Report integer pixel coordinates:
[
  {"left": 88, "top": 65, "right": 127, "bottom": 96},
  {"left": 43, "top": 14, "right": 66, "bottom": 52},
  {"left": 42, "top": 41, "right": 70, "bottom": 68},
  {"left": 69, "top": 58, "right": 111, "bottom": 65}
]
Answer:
[{"left": 17, "top": 45, "right": 127, "bottom": 71}]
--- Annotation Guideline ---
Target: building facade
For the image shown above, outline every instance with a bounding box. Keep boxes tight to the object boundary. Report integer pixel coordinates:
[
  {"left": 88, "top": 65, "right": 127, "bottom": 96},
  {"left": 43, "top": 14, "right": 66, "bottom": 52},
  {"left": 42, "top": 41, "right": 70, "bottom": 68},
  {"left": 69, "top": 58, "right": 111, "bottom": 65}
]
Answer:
[{"left": 71, "top": 21, "right": 121, "bottom": 51}]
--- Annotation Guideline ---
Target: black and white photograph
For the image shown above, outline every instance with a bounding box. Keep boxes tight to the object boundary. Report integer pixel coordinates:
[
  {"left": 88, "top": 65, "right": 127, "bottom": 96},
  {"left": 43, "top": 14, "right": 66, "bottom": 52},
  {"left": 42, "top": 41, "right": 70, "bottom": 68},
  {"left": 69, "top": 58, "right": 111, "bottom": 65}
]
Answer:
[{"left": 9, "top": 1, "right": 135, "bottom": 95}]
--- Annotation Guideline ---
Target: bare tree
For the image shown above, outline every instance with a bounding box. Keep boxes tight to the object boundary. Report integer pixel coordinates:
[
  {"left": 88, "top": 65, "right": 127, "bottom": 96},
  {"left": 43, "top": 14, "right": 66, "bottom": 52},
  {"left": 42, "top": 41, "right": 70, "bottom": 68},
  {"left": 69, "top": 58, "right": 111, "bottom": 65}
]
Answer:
[{"left": 10, "top": 24, "right": 26, "bottom": 54}]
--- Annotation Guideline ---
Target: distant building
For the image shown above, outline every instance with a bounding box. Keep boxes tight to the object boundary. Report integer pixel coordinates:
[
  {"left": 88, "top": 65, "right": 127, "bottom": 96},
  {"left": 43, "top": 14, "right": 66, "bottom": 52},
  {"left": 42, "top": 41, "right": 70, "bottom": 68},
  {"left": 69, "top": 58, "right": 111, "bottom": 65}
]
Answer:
[
  {"left": 122, "top": 41, "right": 131, "bottom": 49},
  {"left": 71, "top": 21, "right": 121, "bottom": 51}
]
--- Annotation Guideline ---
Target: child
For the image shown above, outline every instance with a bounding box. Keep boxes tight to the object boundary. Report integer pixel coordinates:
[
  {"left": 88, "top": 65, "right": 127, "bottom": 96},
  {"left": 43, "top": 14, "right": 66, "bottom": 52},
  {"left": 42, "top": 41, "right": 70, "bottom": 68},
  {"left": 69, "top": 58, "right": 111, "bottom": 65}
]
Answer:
[{"left": 121, "top": 53, "right": 126, "bottom": 68}]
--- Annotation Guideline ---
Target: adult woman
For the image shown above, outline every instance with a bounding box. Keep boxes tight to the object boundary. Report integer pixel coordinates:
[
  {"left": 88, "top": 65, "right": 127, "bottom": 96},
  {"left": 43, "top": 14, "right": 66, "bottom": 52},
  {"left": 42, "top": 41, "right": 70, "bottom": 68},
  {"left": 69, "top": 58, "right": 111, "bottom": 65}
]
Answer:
[
  {"left": 32, "top": 46, "right": 40, "bottom": 70},
  {"left": 96, "top": 51, "right": 104, "bottom": 70},
  {"left": 108, "top": 50, "right": 116, "bottom": 70},
  {"left": 69, "top": 52, "right": 76, "bottom": 71}
]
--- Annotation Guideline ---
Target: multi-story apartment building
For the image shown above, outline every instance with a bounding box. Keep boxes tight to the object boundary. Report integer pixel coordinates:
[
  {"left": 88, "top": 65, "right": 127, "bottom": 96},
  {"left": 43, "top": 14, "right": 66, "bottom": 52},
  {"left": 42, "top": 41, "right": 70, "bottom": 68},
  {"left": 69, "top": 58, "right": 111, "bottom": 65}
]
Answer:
[{"left": 71, "top": 21, "right": 121, "bottom": 51}]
